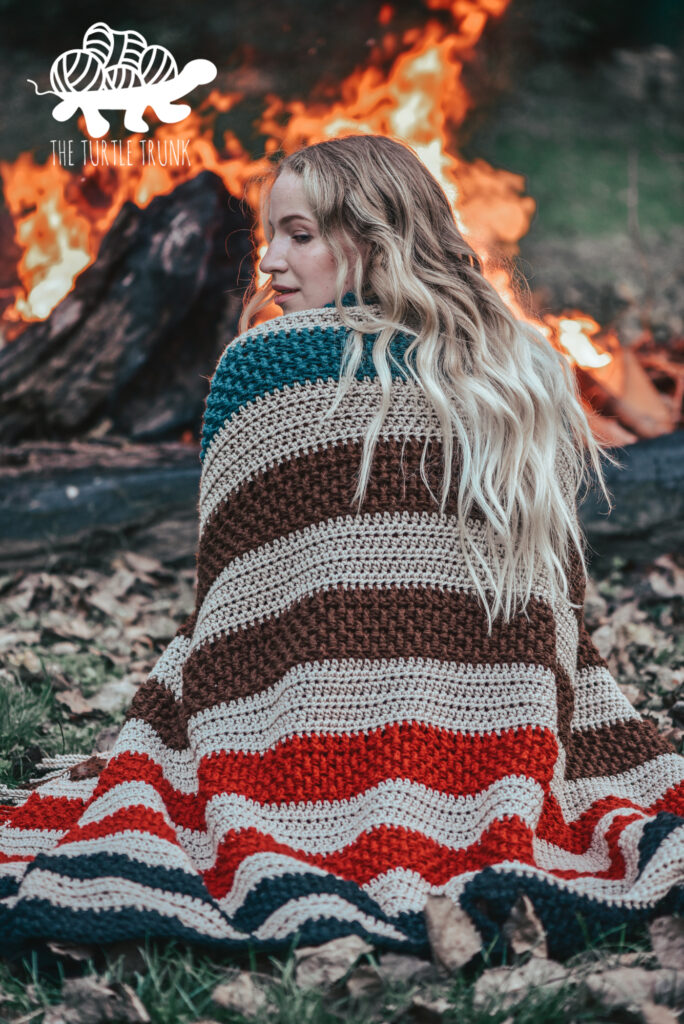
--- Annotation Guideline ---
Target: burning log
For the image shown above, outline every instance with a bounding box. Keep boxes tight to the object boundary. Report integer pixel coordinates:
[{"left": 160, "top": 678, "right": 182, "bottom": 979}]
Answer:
[
  {"left": 0, "top": 170, "right": 252, "bottom": 443},
  {"left": 0, "top": 430, "right": 682, "bottom": 573}
]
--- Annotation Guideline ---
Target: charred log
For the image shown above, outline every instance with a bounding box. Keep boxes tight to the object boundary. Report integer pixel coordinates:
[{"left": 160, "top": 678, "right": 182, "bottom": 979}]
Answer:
[
  {"left": 0, "top": 440, "right": 201, "bottom": 569},
  {"left": 0, "top": 170, "right": 252, "bottom": 444}
]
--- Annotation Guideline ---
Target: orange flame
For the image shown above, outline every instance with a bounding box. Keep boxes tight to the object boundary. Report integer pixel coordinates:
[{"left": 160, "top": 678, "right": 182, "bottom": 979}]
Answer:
[{"left": 0, "top": 0, "right": 614, "bottom": 385}]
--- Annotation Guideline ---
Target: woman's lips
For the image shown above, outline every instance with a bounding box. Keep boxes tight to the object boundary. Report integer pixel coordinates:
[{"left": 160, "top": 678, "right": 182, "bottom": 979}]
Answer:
[{"left": 274, "top": 289, "right": 299, "bottom": 302}]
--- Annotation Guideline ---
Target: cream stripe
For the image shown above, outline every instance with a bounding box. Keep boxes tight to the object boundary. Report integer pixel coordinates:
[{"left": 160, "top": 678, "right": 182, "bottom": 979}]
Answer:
[
  {"left": 572, "top": 664, "right": 641, "bottom": 730},
  {"left": 199, "top": 376, "right": 438, "bottom": 533},
  {"left": 79, "top": 775, "right": 546, "bottom": 872},
  {"left": 532, "top": 810, "right": 646, "bottom": 879},
  {"left": 192, "top": 511, "right": 554, "bottom": 649},
  {"left": 146, "top": 634, "right": 192, "bottom": 700},
  {"left": 557, "top": 753, "right": 684, "bottom": 820},
  {"left": 112, "top": 659, "right": 557, "bottom": 797},
  {"left": 553, "top": 595, "right": 579, "bottom": 683},
  {"left": 39, "top": 830, "right": 198, "bottom": 875},
  {"left": 626, "top": 822, "right": 684, "bottom": 901},
  {"left": 252, "top": 892, "right": 409, "bottom": 943},
  {"left": 0, "top": 827, "right": 66, "bottom": 856},
  {"left": 188, "top": 659, "right": 559, "bottom": 754},
  {"left": 217, "top": 851, "right": 332, "bottom": 917},
  {"left": 364, "top": 856, "right": 684, "bottom": 914},
  {"left": 110, "top": 719, "right": 198, "bottom": 794}
]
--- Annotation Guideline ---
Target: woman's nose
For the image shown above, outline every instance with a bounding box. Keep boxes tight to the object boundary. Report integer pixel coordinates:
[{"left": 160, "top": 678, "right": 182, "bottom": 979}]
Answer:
[{"left": 260, "top": 240, "right": 287, "bottom": 275}]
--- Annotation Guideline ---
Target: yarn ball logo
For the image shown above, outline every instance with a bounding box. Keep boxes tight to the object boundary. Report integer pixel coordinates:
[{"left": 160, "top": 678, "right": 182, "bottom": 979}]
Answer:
[{"left": 27, "top": 21, "right": 217, "bottom": 139}]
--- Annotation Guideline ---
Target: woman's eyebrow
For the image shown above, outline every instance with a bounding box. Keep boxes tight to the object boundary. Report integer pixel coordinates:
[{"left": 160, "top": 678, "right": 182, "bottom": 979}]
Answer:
[{"left": 267, "top": 214, "right": 314, "bottom": 230}]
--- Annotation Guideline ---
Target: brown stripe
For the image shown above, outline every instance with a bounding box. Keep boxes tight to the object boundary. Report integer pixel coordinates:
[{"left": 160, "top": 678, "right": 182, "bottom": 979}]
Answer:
[
  {"left": 555, "top": 663, "right": 575, "bottom": 751},
  {"left": 123, "top": 679, "right": 189, "bottom": 751},
  {"left": 565, "top": 718, "right": 674, "bottom": 780},
  {"left": 181, "top": 584, "right": 557, "bottom": 721},
  {"left": 564, "top": 542, "right": 587, "bottom": 624},
  {"left": 197, "top": 437, "right": 476, "bottom": 606},
  {"left": 125, "top": 585, "right": 557, "bottom": 753},
  {"left": 576, "top": 619, "right": 609, "bottom": 674}
]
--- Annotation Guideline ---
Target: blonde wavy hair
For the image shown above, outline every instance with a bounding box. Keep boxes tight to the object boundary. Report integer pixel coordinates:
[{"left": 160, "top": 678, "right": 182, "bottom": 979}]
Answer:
[{"left": 239, "top": 133, "right": 622, "bottom": 633}]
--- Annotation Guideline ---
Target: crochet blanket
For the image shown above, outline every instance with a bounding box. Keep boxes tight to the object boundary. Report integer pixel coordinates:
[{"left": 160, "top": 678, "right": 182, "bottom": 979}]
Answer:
[{"left": 1, "top": 297, "right": 683, "bottom": 959}]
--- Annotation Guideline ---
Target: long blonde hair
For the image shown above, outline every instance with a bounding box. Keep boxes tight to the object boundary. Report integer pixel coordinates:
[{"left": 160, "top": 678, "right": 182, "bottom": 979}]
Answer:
[{"left": 239, "top": 134, "right": 622, "bottom": 633}]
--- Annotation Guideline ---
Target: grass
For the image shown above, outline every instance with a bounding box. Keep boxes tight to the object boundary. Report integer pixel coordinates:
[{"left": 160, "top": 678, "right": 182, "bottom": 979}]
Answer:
[
  {"left": 0, "top": 929, "right": 660, "bottom": 1024},
  {"left": 0, "top": 624, "right": 128, "bottom": 789}
]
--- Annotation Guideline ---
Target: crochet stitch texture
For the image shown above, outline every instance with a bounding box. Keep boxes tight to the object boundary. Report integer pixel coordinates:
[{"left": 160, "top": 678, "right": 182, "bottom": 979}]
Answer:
[{"left": 1, "top": 295, "right": 683, "bottom": 958}]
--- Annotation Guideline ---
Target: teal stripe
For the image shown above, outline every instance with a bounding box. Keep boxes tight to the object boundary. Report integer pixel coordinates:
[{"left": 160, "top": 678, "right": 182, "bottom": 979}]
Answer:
[{"left": 200, "top": 296, "right": 415, "bottom": 461}]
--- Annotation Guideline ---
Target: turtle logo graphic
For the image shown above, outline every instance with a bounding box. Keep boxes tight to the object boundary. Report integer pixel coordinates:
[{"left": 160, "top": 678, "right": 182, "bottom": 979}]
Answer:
[{"left": 27, "top": 22, "right": 217, "bottom": 138}]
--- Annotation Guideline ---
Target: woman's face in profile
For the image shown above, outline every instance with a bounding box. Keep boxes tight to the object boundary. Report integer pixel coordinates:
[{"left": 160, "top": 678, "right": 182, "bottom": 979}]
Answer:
[{"left": 260, "top": 169, "right": 362, "bottom": 313}]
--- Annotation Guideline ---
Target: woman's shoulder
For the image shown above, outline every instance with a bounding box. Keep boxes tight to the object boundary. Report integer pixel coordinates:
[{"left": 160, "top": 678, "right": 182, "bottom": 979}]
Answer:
[
  {"left": 199, "top": 303, "right": 368, "bottom": 461},
  {"left": 200, "top": 299, "right": 416, "bottom": 460}
]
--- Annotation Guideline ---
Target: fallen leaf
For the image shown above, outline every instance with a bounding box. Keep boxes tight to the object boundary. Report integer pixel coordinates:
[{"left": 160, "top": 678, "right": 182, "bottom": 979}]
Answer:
[
  {"left": 584, "top": 966, "right": 656, "bottom": 1013},
  {"left": 48, "top": 641, "right": 80, "bottom": 656},
  {"left": 95, "top": 725, "right": 122, "bottom": 752},
  {"left": 46, "top": 941, "right": 95, "bottom": 962},
  {"left": 88, "top": 675, "right": 141, "bottom": 713},
  {"left": 55, "top": 690, "right": 100, "bottom": 718},
  {"left": 641, "top": 1003, "right": 680, "bottom": 1024},
  {"left": 68, "top": 756, "right": 108, "bottom": 780},
  {"left": 211, "top": 971, "right": 270, "bottom": 1018},
  {"left": 66, "top": 575, "right": 92, "bottom": 591},
  {"left": 42, "top": 976, "right": 150, "bottom": 1024},
  {"left": 502, "top": 894, "right": 548, "bottom": 959},
  {"left": 0, "top": 630, "right": 41, "bottom": 651},
  {"left": 43, "top": 613, "right": 97, "bottom": 642},
  {"left": 650, "top": 556, "right": 684, "bottom": 598},
  {"left": 406, "top": 991, "right": 452, "bottom": 1022},
  {"left": 424, "top": 894, "right": 482, "bottom": 972},
  {"left": 84, "top": 591, "right": 139, "bottom": 623},
  {"left": 376, "top": 951, "right": 436, "bottom": 984},
  {"left": 648, "top": 915, "right": 684, "bottom": 971},
  {"left": 100, "top": 569, "right": 138, "bottom": 599},
  {"left": 473, "top": 958, "right": 569, "bottom": 1011},
  {"left": 293, "top": 934, "right": 373, "bottom": 989},
  {"left": 120, "top": 550, "right": 166, "bottom": 576},
  {"left": 6, "top": 648, "right": 44, "bottom": 676},
  {"left": 345, "top": 963, "right": 385, "bottom": 1002}
]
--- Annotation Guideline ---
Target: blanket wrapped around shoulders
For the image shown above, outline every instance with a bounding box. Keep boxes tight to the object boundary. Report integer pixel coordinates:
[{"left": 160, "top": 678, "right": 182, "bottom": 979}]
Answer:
[{"left": 1, "top": 296, "right": 683, "bottom": 959}]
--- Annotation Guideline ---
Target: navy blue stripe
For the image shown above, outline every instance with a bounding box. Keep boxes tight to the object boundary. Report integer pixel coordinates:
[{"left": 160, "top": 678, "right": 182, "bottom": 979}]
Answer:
[
  {"left": 1, "top": 901, "right": 425, "bottom": 959},
  {"left": 2, "top": 861, "right": 683, "bottom": 960},
  {"left": 637, "top": 813, "right": 684, "bottom": 879},
  {"left": 0, "top": 875, "right": 19, "bottom": 899},
  {"left": 460, "top": 867, "right": 684, "bottom": 960},
  {"left": 230, "top": 865, "right": 417, "bottom": 936},
  {"left": 21, "top": 851, "right": 216, "bottom": 904}
]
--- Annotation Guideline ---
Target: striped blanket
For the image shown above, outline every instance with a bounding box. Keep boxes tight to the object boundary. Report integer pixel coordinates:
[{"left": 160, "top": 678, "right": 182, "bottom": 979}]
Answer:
[{"left": 1, "top": 297, "right": 683, "bottom": 959}]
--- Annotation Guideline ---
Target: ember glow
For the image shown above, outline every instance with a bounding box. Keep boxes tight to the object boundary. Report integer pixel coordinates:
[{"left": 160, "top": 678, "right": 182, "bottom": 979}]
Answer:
[{"left": 0, "top": 0, "right": 679, "bottom": 440}]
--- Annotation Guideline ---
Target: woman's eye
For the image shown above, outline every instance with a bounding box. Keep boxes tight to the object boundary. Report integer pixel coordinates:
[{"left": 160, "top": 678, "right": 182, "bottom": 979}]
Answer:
[{"left": 293, "top": 234, "right": 312, "bottom": 244}]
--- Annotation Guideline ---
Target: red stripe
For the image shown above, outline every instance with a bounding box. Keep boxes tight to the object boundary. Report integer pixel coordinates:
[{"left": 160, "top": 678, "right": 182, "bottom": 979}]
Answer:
[
  {"left": 0, "top": 792, "right": 85, "bottom": 831},
  {"left": 536, "top": 780, "right": 684, "bottom": 854},
  {"left": 57, "top": 805, "right": 181, "bottom": 847},
  {"left": 548, "top": 811, "right": 642, "bottom": 881},
  {"left": 94, "top": 725, "right": 558, "bottom": 830},
  {"left": 203, "top": 816, "right": 537, "bottom": 898}
]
